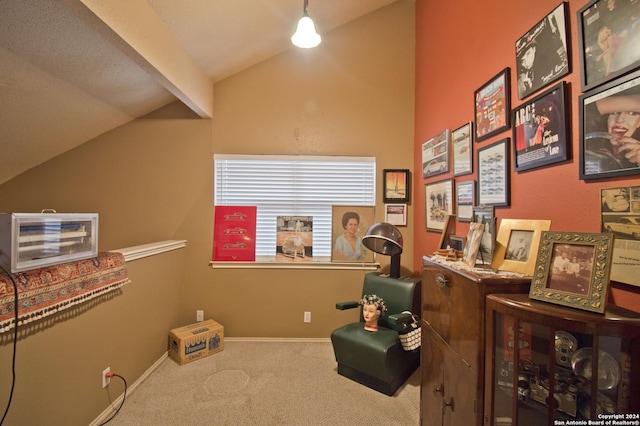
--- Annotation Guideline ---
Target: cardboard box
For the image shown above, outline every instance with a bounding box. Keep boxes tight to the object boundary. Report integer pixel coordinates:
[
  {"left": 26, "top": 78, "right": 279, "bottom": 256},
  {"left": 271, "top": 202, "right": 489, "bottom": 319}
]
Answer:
[{"left": 169, "top": 319, "right": 224, "bottom": 365}]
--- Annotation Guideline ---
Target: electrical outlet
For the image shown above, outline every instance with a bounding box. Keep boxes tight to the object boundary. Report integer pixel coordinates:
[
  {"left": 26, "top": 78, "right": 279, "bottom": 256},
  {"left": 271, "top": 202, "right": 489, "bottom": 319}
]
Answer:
[
  {"left": 102, "top": 367, "right": 111, "bottom": 388},
  {"left": 304, "top": 311, "right": 311, "bottom": 323},
  {"left": 196, "top": 310, "right": 204, "bottom": 322}
]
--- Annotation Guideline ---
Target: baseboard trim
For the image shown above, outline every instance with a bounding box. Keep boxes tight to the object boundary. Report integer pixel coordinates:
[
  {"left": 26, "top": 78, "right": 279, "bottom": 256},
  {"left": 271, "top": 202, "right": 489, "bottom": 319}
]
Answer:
[
  {"left": 90, "top": 352, "right": 168, "bottom": 426},
  {"left": 225, "top": 337, "right": 331, "bottom": 343}
]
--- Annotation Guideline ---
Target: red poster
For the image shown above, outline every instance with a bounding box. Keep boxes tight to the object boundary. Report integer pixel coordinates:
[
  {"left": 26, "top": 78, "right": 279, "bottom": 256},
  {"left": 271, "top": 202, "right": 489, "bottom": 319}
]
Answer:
[{"left": 212, "top": 206, "right": 257, "bottom": 261}]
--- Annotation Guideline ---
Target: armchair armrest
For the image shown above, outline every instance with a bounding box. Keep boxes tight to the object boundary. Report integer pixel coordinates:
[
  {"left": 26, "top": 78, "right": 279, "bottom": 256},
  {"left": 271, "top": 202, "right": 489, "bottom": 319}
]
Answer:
[
  {"left": 335, "top": 301, "right": 359, "bottom": 310},
  {"left": 387, "top": 312, "right": 415, "bottom": 331}
]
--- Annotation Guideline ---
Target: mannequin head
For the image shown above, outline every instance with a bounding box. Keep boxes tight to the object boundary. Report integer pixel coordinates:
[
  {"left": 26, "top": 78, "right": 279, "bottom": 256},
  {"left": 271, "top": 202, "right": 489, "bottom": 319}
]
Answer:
[{"left": 359, "top": 294, "right": 387, "bottom": 332}]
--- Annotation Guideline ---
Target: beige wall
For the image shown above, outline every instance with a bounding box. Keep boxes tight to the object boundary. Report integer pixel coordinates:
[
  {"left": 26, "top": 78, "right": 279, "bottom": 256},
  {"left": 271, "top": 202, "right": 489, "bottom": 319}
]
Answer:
[{"left": 0, "top": 3, "right": 414, "bottom": 422}]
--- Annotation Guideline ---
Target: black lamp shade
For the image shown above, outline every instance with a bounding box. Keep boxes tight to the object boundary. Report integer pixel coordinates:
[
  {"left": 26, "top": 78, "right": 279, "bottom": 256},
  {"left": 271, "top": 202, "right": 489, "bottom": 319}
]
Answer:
[{"left": 362, "top": 222, "right": 403, "bottom": 278}]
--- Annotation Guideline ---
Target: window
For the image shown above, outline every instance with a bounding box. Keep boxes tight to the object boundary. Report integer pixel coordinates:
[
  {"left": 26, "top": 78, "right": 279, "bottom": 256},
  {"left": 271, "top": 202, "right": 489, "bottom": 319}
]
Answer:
[{"left": 214, "top": 154, "right": 376, "bottom": 258}]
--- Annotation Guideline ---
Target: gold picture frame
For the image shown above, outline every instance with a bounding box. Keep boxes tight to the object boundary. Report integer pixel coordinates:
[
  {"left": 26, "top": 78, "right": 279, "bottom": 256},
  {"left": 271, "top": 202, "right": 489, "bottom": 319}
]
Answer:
[
  {"left": 491, "top": 219, "right": 551, "bottom": 275},
  {"left": 529, "top": 231, "right": 615, "bottom": 314}
]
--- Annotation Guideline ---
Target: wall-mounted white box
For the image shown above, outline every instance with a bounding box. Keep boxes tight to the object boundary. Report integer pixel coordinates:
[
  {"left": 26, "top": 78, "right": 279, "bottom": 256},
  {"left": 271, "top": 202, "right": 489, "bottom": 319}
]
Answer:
[{"left": 0, "top": 213, "right": 98, "bottom": 273}]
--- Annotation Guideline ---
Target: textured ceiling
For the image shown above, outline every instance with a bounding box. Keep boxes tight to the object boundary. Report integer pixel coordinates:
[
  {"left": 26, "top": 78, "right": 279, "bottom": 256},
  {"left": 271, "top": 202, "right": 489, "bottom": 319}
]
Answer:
[{"left": 0, "top": 0, "right": 398, "bottom": 185}]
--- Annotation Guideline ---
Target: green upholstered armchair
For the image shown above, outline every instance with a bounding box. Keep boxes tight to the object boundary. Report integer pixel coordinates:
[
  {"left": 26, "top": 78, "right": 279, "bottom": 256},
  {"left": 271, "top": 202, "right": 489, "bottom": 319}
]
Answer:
[{"left": 330, "top": 272, "right": 421, "bottom": 396}]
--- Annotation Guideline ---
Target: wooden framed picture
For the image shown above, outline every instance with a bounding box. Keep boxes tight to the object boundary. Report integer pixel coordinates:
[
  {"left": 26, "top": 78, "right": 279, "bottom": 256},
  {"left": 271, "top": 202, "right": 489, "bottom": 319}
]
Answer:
[
  {"left": 462, "top": 222, "right": 485, "bottom": 266},
  {"left": 475, "top": 68, "right": 511, "bottom": 142},
  {"left": 438, "top": 214, "right": 456, "bottom": 250},
  {"left": 600, "top": 184, "right": 640, "bottom": 287},
  {"left": 529, "top": 231, "right": 615, "bottom": 314},
  {"left": 579, "top": 70, "right": 640, "bottom": 180},
  {"left": 384, "top": 203, "right": 407, "bottom": 226},
  {"left": 512, "top": 82, "right": 569, "bottom": 172},
  {"left": 383, "top": 169, "right": 410, "bottom": 203},
  {"left": 478, "top": 138, "right": 510, "bottom": 207},
  {"left": 455, "top": 180, "right": 475, "bottom": 222},
  {"left": 491, "top": 218, "right": 552, "bottom": 275},
  {"left": 331, "top": 206, "right": 375, "bottom": 263},
  {"left": 577, "top": 0, "right": 640, "bottom": 92},
  {"left": 473, "top": 206, "right": 496, "bottom": 265},
  {"left": 515, "top": 2, "right": 570, "bottom": 100},
  {"left": 425, "top": 179, "right": 454, "bottom": 232},
  {"left": 421, "top": 129, "right": 450, "bottom": 178},
  {"left": 452, "top": 122, "right": 473, "bottom": 176}
]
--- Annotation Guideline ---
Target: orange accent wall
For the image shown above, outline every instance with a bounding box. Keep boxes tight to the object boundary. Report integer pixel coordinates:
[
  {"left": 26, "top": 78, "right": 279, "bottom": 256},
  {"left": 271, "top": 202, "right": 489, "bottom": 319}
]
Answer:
[{"left": 413, "top": 0, "right": 640, "bottom": 311}]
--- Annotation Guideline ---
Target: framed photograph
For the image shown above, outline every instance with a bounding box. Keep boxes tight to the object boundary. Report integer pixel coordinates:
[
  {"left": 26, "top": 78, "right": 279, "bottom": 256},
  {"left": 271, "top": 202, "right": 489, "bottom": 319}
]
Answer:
[
  {"left": 478, "top": 138, "right": 510, "bottom": 207},
  {"left": 383, "top": 169, "right": 410, "bottom": 203},
  {"left": 438, "top": 214, "right": 456, "bottom": 250},
  {"left": 529, "top": 231, "right": 615, "bottom": 314},
  {"left": 491, "top": 219, "right": 552, "bottom": 275},
  {"left": 513, "top": 82, "right": 569, "bottom": 172},
  {"left": 421, "top": 129, "right": 450, "bottom": 178},
  {"left": 425, "top": 179, "right": 454, "bottom": 232},
  {"left": 462, "top": 222, "right": 485, "bottom": 266},
  {"left": 385, "top": 203, "right": 407, "bottom": 226},
  {"left": 577, "top": 0, "right": 640, "bottom": 92},
  {"left": 473, "top": 206, "right": 496, "bottom": 265},
  {"left": 331, "top": 206, "right": 375, "bottom": 263},
  {"left": 579, "top": 70, "right": 640, "bottom": 180},
  {"left": 475, "top": 68, "right": 511, "bottom": 142},
  {"left": 452, "top": 122, "right": 473, "bottom": 176},
  {"left": 600, "top": 185, "right": 640, "bottom": 287},
  {"left": 456, "top": 180, "right": 475, "bottom": 222},
  {"left": 515, "top": 2, "right": 570, "bottom": 100},
  {"left": 449, "top": 235, "right": 465, "bottom": 252}
]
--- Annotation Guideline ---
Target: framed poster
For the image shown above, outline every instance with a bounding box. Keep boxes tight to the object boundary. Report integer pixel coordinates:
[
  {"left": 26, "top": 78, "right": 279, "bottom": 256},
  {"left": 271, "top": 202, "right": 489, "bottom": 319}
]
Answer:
[
  {"left": 452, "top": 122, "right": 473, "bottom": 176},
  {"left": 478, "top": 138, "right": 510, "bottom": 207},
  {"left": 385, "top": 203, "right": 407, "bottom": 226},
  {"left": 600, "top": 185, "right": 640, "bottom": 287},
  {"left": 455, "top": 180, "right": 475, "bottom": 222},
  {"left": 421, "top": 129, "right": 450, "bottom": 178},
  {"left": 383, "top": 169, "right": 410, "bottom": 203},
  {"left": 276, "top": 216, "right": 313, "bottom": 262},
  {"left": 213, "top": 206, "right": 257, "bottom": 261},
  {"left": 512, "top": 81, "right": 569, "bottom": 172},
  {"left": 515, "top": 2, "right": 570, "bottom": 100},
  {"left": 529, "top": 231, "right": 614, "bottom": 314},
  {"left": 577, "top": 0, "right": 640, "bottom": 92},
  {"left": 424, "top": 179, "right": 454, "bottom": 232},
  {"left": 579, "top": 70, "right": 640, "bottom": 180},
  {"left": 331, "top": 206, "right": 375, "bottom": 263},
  {"left": 475, "top": 68, "right": 511, "bottom": 142}
]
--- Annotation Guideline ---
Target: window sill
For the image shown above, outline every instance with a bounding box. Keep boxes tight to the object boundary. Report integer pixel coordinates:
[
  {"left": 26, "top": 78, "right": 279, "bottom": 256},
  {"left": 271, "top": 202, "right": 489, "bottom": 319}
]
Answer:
[{"left": 209, "top": 256, "right": 380, "bottom": 270}]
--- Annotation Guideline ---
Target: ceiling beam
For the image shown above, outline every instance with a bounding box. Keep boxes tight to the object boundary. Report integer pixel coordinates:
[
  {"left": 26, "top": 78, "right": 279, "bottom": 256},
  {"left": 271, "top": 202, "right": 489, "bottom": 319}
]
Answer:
[{"left": 80, "top": 0, "right": 213, "bottom": 118}]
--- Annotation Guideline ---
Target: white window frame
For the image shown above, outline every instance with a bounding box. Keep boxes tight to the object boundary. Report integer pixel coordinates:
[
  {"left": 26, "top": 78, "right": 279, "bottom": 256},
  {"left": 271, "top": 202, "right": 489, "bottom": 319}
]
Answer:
[{"left": 212, "top": 154, "right": 378, "bottom": 268}]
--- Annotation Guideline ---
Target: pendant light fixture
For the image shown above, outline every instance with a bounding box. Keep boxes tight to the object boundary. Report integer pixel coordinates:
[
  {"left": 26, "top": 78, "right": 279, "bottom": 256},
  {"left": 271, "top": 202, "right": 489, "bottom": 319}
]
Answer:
[{"left": 291, "top": 0, "right": 321, "bottom": 48}]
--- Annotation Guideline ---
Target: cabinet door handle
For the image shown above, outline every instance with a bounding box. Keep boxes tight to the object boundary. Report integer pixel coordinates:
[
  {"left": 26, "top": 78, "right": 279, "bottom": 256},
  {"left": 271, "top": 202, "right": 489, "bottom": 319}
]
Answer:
[
  {"left": 443, "top": 397, "right": 454, "bottom": 412},
  {"left": 435, "top": 273, "right": 448, "bottom": 288},
  {"left": 433, "top": 384, "right": 444, "bottom": 395}
]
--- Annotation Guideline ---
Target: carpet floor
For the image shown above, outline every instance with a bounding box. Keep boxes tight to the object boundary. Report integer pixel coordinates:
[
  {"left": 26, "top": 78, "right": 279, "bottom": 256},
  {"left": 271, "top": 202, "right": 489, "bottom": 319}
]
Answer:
[{"left": 104, "top": 340, "right": 420, "bottom": 425}]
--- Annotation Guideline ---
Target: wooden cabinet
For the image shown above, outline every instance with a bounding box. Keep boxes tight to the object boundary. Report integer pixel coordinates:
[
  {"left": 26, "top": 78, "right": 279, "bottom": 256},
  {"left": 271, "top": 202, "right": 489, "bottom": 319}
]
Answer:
[
  {"left": 484, "top": 293, "right": 640, "bottom": 425},
  {"left": 421, "top": 257, "right": 531, "bottom": 426}
]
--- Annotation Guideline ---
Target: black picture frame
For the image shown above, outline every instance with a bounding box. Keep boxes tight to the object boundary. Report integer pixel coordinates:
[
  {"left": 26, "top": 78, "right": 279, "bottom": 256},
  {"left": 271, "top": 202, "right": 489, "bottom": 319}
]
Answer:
[
  {"left": 452, "top": 122, "right": 473, "bottom": 176},
  {"left": 577, "top": 0, "right": 640, "bottom": 92},
  {"left": 475, "top": 68, "right": 511, "bottom": 142},
  {"left": 477, "top": 138, "right": 510, "bottom": 207},
  {"left": 455, "top": 180, "right": 475, "bottom": 222},
  {"left": 382, "top": 169, "right": 410, "bottom": 203},
  {"left": 579, "top": 69, "right": 640, "bottom": 180},
  {"left": 421, "top": 129, "right": 450, "bottom": 178},
  {"left": 515, "top": 2, "right": 570, "bottom": 100},
  {"left": 512, "top": 81, "right": 569, "bottom": 172}
]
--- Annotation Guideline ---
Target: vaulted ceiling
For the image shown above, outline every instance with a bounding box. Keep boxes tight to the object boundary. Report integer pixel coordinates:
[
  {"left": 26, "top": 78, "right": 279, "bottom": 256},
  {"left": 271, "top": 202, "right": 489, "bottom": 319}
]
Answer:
[{"left": 0, "top": 0, "right": 399, "bottom": 185}]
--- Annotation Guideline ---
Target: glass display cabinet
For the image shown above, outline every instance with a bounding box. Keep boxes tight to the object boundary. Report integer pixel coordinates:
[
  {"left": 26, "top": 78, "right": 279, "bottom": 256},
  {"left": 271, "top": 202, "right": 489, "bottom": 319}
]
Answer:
[
  {"left": 0, "top": 213, "right": 98, "bottom": 273},
  {"left": 484, "top": 293, "right": 640, "bottom": 425}
]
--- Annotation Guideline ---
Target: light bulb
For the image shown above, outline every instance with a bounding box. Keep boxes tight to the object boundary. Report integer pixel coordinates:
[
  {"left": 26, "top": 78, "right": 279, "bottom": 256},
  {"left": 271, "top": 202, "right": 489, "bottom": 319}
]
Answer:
[{"left": 291, "top": 15, "right": 321, "bottom": 48}]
